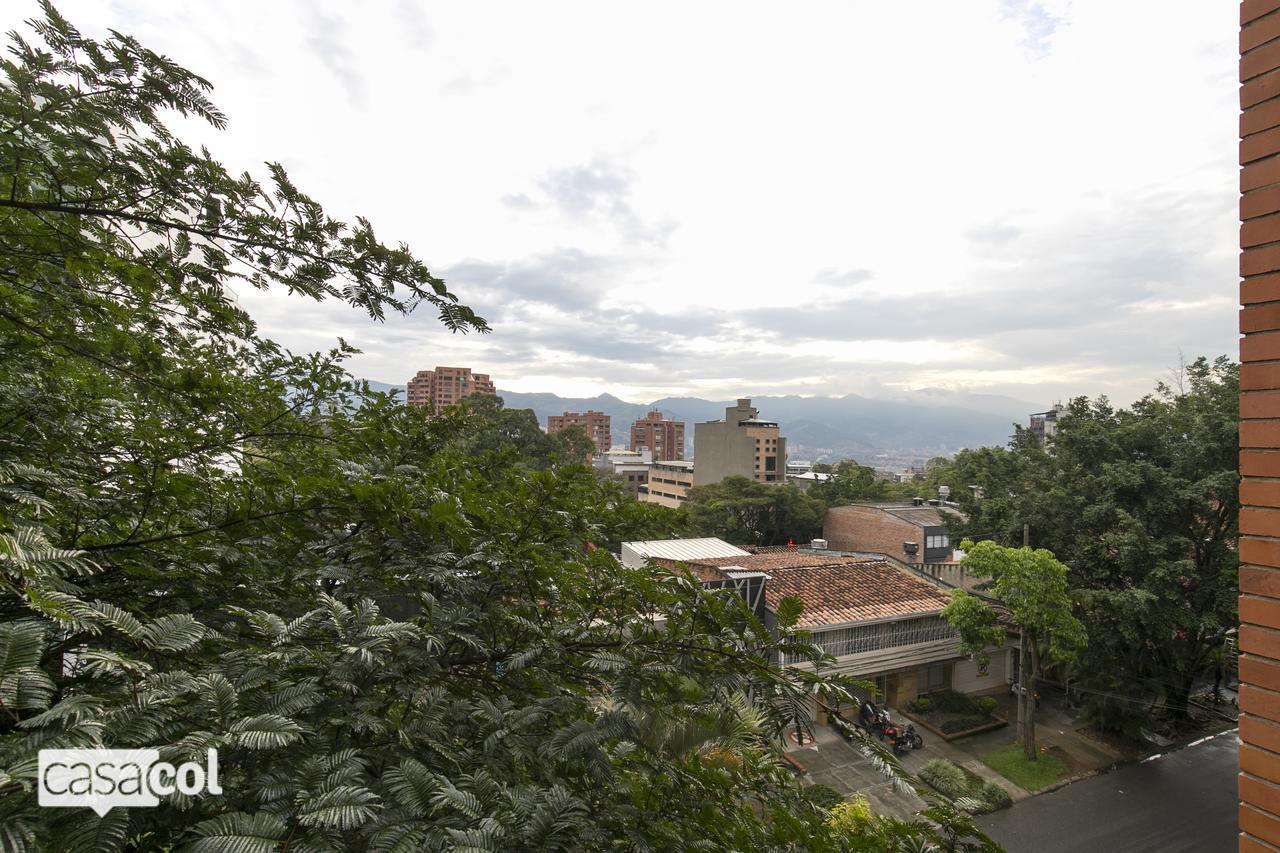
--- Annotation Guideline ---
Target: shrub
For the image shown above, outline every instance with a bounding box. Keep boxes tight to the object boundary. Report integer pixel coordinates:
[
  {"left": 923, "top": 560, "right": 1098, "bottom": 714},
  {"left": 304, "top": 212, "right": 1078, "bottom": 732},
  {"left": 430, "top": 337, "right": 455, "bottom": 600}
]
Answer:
[
  {"left": 940, "top": 716, "right": 990, "bottom": 734},
  {"left": 913, "top": 697, "right": 932, "bottom": 713},
  {"left": 979, "top": 781, "right": 1013, "bottom": 810},
  {"left": 806, "top": 784, "right": 845, "bottom": 810},
  {"left": 976, "top": 696, "right": 998, "bottom": 716},
  {"left": 926, "top": 689, "right": 979, "bottom": 714},
  {"left": 827, "top": 796, "right": 875, "bottom": 834},
  {"left": 919, "top": 759, "right": 969, "bottom": 799}
]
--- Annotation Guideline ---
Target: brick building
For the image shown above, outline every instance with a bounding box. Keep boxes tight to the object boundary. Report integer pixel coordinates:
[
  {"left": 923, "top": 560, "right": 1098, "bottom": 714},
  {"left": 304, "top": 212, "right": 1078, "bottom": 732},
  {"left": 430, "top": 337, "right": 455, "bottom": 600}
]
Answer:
[
  {"left": 630, "top": 410, "right": 685, "bottom": 462},
  {"left": 1239, "top": 6, "right": 1280, "bottom": 848},
  {"left": 547, "top": 410, "right": 611, "bottom": 456},
  {"left": 823, "top": 501, "right": 961, "bottom": 565},
  {"left": 692, "top": 398, "right": 786, "bottom": 486},
  {"left": 405, "top": 366, "right": 495, "bottom": 413}
]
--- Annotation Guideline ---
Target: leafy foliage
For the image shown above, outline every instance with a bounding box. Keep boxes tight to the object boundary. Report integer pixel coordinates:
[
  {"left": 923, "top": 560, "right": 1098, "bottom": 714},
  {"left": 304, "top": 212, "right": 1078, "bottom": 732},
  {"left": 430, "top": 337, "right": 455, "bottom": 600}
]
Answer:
[
  {"left": 0, "top": 7, "right": 998, "bottom": 851},
  {"left": 685, "top": 476, "right": 825, "bottom": 546},
  {"left": 931, "top": 358, "right": 1238, "bottom": 729}
]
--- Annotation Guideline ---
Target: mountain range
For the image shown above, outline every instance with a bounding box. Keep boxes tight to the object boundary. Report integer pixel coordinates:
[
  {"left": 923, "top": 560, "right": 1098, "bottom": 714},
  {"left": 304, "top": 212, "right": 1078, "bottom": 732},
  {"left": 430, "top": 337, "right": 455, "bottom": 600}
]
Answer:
[{"left": 363, "top": 380, "right": 1043, "bottom": 467}]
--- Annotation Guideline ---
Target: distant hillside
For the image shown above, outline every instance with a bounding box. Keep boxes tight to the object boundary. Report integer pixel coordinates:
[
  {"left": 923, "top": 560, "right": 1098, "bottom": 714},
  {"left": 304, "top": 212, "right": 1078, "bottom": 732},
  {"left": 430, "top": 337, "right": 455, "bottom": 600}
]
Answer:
[{"left": 363, "top": 380, "right": 1038, "bottom": 464}]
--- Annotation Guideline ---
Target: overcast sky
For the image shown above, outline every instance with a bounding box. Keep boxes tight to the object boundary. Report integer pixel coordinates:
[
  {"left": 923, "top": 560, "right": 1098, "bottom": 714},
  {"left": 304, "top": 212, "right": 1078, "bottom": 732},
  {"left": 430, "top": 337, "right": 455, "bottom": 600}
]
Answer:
[{"left": 45, "top": 1, "right": 1238, "bottom": 405}]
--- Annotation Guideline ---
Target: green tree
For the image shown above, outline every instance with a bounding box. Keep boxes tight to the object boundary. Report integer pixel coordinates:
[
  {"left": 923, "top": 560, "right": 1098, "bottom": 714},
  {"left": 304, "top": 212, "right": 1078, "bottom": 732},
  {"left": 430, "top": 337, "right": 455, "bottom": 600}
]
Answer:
[
  {"left": 811, "top": 459, "right": 890, "bottom": 506},
  {"left": 1002, "top": 358, "right": 1237, "bottom": 728},
  {"left": 0, "top": 7, "right": 996, "bottom": 850},
  {"left": 686, "top": 476, "right": 825, "bottom": 546},
  {"left": 942, "top": 541, "right": 1086, "bottom": 760}
]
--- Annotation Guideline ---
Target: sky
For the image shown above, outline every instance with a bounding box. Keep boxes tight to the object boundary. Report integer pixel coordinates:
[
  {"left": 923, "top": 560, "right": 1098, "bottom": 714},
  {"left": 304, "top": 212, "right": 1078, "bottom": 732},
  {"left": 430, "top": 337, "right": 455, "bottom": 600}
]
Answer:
[{"left": 40, "top": 1, "right": 1240, "bottom": 406}]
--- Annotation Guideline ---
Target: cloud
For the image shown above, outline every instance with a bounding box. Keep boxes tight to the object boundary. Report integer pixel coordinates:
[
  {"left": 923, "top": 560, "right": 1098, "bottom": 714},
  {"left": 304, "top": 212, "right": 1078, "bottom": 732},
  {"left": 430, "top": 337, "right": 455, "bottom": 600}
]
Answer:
[
  {"left": 300, "top": 7, "right": 365, "bottom": 107},
  {"left": 814, "top": 267, "right": 874, "bottom": 288},
  {"left": 443, "top": 248, "right": 616, "bottom": 315},
  {"left": 526, "top": 160, "right": 677, "bottom": 247},
  {"left": 1000, "top": 0, "right": 1064, "bottom": 56},
  {"left": 395, "top": 0, "right": 434, "bottom": 51}
]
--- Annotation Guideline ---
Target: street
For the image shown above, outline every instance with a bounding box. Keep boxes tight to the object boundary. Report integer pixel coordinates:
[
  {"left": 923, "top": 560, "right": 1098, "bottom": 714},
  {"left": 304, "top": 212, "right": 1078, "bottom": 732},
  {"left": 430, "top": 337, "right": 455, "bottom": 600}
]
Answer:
[{"left": 977, "top": 729, "right": 1239, "bottom": 853}]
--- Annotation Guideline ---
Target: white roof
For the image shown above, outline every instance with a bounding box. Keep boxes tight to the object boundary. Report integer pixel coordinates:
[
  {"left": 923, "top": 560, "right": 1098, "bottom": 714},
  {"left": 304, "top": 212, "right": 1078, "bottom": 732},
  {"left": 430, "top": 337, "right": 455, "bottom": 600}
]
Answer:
[{"left": 622, "top": 537, "right": 750, "bottom": 562}]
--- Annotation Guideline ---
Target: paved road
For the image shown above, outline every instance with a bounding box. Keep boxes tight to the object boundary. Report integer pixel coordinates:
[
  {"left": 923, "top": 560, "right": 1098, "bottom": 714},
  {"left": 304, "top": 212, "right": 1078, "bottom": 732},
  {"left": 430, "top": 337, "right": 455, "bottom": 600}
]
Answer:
[{"left": 977, "top": 730, "right": 1239, "bottom": 853}]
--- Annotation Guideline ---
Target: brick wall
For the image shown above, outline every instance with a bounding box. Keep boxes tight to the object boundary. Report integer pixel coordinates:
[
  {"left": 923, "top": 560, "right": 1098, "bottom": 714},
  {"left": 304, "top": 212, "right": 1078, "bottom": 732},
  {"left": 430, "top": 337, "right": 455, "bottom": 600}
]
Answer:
[
  {"left": 823, "top": 506, "right": 919, "bottom": 561},
  {"left": 1242, "top": 3, "right": 1280, "bottom": 848}
]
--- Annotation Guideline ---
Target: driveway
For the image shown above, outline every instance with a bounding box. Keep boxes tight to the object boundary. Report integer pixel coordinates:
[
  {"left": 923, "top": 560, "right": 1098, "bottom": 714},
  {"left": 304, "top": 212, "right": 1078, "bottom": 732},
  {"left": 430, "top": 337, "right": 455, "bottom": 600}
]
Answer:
[
  {"left": 976, "top": 729, "right": 1239, "bottom": 853},
  {"left": 787, "top": 726, "right": 928, "bottom": 821}
]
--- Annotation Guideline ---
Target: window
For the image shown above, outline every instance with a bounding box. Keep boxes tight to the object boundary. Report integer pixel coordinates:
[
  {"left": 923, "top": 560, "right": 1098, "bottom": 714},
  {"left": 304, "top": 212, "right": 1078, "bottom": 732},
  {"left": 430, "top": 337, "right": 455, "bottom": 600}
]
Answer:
[
  {"left": 783, "top": 616, "right": 956, "bottom": 664},
  {"left": 926, "top": 534, "right": 949, "bottom": 550}
]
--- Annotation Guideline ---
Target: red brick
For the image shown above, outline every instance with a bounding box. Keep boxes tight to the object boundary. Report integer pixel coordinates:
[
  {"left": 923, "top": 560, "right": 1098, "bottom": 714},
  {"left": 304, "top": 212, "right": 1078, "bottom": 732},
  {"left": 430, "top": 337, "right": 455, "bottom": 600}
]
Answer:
[
  {"left": 1245, "top": 333, "right": 1280, "bottom": 363},
  {"left": 1245, "top": 245, "right": 1280, "bottom": 277},
  {"left": 1243, "top": 804, "right": 1280, "bottom": 851},
  {"left": 1244, "top": 303, "right": 1280, "bottom": 333},
  {"left": 1246, "top": 363, "right": 1280, "bottom": 390},
  {"left": 1246, "top": 2, "right": 1280, "bottom": 28},
  {"left": 1246, "top": 186, "right": 1280, "bottom": 221},
  {"left": 1247, "top": 98, "right": 1280, "bottom": 139},
  {"left": 1246, "top": 714, "right": 1280, "bottom": 756},
  {"left": 1243, "top": 624, "right": 1280, "bottom": 660},
  {"left": 1245, "top": 274, "right": 1280, "bottom": 304},
  {"left": 1245, "top": 452, "right": 1280, "bottom": 477},
  {"left": 1246, "top": 158, "right": 1280, "bottom": 194},
  {"left": 1242, "top": 829, "right": 1280, "bottom": 852},
  {"left": 1248, "top": 126, "right": 1280, "bottom": 168},
  {"left": 1243, "top": 567, "right": 1280, "bottom": 598},
  {"left": 1245, "top": 480, "right": 1280, "bottom": 507},
  {"left": 1248, "top": 34, "right": 1280, "bottom": 84},
  {"left": 1245, "top": 537, "right": 1280, "bottom": 566},
  {"left": 1244, "top": 422, "right": 1280, "bottom": 448},
  {"left": 1246, "top": 507, "right": 1280, "bottom": 536},
  {"left": 1248, "top": 215, "right": 1280, "bottom": 249},
  {"left": 1243, "top": 391, "right": 1280, "bottom": 418},
  {"left": 1247, "top": 684, "right": 1280, "bottom": 724},
  {"left": 1247, "top": 745, "right": 1280, "bottom": 788},
  {"left": 1245, "top": 654, "right": 1280, "bottom": 692},
  {"left": 1246, "top": 13, "right": 1280, "bottom": 53},
  {"left": 1247, "top": 69, "right": 1280, "bottom": 110}
]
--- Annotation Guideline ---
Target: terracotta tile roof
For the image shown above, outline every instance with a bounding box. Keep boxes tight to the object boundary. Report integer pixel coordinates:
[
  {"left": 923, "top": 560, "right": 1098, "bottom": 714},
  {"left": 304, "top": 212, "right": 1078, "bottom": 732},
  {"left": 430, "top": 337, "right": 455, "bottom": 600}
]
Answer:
[
  {"left": 689, "top": 553, "right": 952, "bottom": 627},
  {"left": 691, "top": 552, "right": 854, "bottom": 570}
]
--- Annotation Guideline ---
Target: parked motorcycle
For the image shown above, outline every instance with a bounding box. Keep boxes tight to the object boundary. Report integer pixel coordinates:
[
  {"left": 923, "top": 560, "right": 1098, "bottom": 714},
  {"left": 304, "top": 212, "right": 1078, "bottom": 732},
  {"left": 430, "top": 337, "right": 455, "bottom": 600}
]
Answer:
[{"left": 888, "top": 723, "right": 924, "bottom": 755}]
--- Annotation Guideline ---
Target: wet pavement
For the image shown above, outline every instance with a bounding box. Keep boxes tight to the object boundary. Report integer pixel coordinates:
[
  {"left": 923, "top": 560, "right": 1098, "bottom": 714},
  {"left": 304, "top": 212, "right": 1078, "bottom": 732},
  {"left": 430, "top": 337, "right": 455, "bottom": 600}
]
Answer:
[{"left": 976, "top": 729, "right": 1239, "bottom": 853}]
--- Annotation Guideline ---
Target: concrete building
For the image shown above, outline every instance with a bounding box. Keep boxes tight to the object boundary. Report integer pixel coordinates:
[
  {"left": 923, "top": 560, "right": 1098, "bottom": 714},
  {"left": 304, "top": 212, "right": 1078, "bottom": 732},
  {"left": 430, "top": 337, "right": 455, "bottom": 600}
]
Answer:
[
  {"left": 640, "top": 459, "right": 694, "bottom": 508},
  {"left": 596, "top": 448, "right": 651, "bottom": 497},
  {"left": 630, "top": 410, "right": 685, "bottom": 462},
  {"left": 547, "top": 410, "right": 611, "bottom": 456},
  {"left": 824, "top": 501, "right": 963, "bottom": 565},
  {"left": 692, "top": 398, "right": 786, "bottom": 486},
  {"left": 1028, "top": 403, "right": 1065, "bottom": 440},
  {"left": 406, "top": 366, "right": 495, "bottom": 413}
]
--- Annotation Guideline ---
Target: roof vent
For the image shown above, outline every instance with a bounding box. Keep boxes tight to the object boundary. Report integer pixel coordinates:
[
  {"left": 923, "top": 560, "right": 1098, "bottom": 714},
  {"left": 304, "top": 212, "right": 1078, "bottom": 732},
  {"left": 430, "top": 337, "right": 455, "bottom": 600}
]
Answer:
[{"left": 810, "top": 538, "right": 828, "bottom": 550}]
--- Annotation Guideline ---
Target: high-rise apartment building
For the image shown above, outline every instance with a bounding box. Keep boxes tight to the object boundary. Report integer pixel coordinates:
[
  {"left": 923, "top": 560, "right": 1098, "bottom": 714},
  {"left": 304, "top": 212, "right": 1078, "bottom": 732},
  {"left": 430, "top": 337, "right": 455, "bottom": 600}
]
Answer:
[
  {"left": 546, "top": 410, "right": 611, "bottom": 456},
  {"left": 630, "top": 410, "right": 685, "bottom": 462},
  {"left": 406, "top": 366, "right": 496, "bottom": 413},
  {"left": 692, "top": 398, "right": 786, "bottom": 487}
]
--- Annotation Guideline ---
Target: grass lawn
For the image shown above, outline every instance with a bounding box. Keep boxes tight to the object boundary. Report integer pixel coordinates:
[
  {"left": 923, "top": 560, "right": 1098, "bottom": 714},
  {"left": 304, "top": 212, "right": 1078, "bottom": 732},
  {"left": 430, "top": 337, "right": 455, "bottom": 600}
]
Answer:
[{"left": 980, "top": 743, "right": 1069, "bottom": 791}]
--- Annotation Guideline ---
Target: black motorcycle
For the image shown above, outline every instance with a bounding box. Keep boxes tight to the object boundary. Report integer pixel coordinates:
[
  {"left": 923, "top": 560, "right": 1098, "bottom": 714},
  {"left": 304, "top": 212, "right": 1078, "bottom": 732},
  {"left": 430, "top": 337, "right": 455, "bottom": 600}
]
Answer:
[{"left": 889, "top": 723, "right": 924, "bottom": 755}]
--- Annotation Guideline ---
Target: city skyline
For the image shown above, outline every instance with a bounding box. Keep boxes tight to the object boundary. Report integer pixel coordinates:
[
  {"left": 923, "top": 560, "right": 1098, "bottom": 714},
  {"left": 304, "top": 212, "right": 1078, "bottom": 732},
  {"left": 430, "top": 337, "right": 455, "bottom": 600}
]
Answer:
[{"left": 47, "top": 0, "right": 1240, "bottom": 406}]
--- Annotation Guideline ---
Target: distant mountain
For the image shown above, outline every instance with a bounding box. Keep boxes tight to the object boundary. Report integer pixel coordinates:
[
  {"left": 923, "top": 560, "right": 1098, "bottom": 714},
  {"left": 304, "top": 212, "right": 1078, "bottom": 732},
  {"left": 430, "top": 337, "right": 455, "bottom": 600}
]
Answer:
[{"left": 363, "top": 380, "right": 1040, "bottom": 465}]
